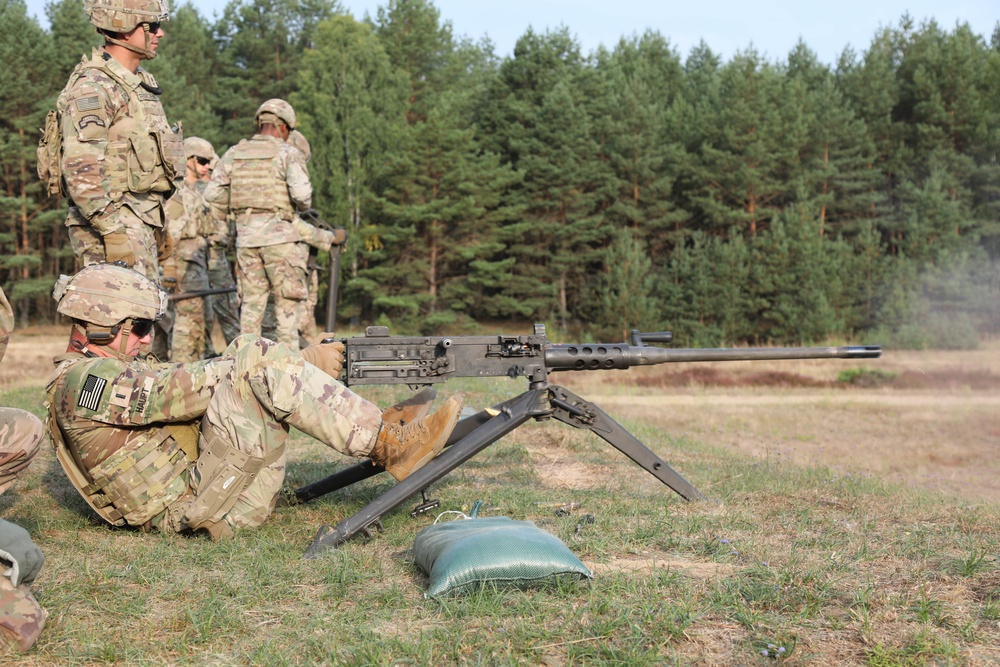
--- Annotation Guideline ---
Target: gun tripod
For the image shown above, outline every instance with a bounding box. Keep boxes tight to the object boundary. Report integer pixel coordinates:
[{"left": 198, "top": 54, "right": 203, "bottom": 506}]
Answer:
[{"left": 297, "top": 382, "right": 702, "bottom": 559}]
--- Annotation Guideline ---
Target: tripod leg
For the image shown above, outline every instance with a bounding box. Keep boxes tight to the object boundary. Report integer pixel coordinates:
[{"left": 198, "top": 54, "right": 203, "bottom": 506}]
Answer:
[
  {"left": 548, "top": 385, "right": 703, "bottom": 501},
  {"left": 303, "top": 389, "right": 545, "bottom": 558}
]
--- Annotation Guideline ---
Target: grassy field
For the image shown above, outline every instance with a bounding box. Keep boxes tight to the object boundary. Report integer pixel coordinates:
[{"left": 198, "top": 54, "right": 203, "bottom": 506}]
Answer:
[{"left": 2, "top": 333, "right": 999, "bottom": 666}]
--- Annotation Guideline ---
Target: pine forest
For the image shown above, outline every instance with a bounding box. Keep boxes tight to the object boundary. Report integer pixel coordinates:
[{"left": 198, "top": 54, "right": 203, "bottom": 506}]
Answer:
[{"left": 2, "top": 0, "right": 999, "bottom": 348}]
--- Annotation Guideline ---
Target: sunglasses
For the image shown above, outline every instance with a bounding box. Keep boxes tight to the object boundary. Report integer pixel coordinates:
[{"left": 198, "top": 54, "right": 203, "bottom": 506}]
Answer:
[
  {"left": 144, "top": 22, "right": 161, "bottom": 33},
  {"left": 195, "top": 156, "right": 211, "bottom": 166},
  {"left": 130, "top": 319, "right": 155, "bottom": 337}
]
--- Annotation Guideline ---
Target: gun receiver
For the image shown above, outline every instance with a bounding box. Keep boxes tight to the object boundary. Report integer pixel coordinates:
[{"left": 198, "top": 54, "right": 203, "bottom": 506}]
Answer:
[{"left": 300, "top": 324, "right": 882, "bottom": 558}]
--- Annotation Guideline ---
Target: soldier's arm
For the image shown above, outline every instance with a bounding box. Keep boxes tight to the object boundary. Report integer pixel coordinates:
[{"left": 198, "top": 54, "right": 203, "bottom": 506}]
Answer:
[
  {"left": 76, "top": 358, "right": 232, "bottom": 427},
  {"left": 60, "top": 78, "right": 123, "bottom": 232},
  {"left": 202, "top": 155, "right": 232, "bottom": 222},
  {"left": 285, "top": 149, "right": 313, "bottom": 211}
]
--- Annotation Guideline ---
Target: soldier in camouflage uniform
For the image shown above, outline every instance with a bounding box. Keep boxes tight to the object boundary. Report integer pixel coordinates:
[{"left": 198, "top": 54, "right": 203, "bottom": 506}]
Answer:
[
  {"left": 0, "top": 288, "right": 47, "bottom": 656},
  {"left": 204, "top": 99, "right": 309, "bottom": 347},
  {"left": 189, "top": 139, "right": 242, "bottom": 352},
  {"left": 55, "top": 0, "right": 184, "bottom": 283},
  {"left": 45, "top": 263, "right": 461, "bottom": 539},
  {"left": 285, "top": 130, "right": 347, "bottom": 340},
  {"left": 159, "top": 137, "right": 216, "bottom": 362}
]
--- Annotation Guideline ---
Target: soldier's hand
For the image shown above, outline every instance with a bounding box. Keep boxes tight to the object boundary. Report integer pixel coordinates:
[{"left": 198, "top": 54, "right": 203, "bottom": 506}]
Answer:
[
  {"left": 160, "top": 260, "right": 178, "bottom": 292},
  {"left": 157, "top": 227, "right": 175, "bottom": 263},
  {"left": 301, "top": 334, "right": 345, "bottom": 378},
  {"left": 103, "top": 231, "right": 135, "bottom": 266},
  {"left": 0, "top": 519, "right": 44, "bottom": 587},
  {"left": 331, "top": 228, "right": 348, "bottom": 246}
]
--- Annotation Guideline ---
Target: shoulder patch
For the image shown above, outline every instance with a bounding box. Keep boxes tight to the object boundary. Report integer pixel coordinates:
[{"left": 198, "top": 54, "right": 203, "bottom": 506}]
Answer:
[
  {"left": 78, "top": 374, "right": 107, "bottom": 410},
  {"left": 78, "top": 114, "right": 106, "bottom": 130}
]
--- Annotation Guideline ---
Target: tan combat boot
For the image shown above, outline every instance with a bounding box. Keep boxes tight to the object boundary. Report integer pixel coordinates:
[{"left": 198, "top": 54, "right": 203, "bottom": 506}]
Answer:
[
  {"left": 371, "top": 395, "right": 463, "bottom": 481},
  {"left": 381, "top": 387, "right": 437, "bottom": 426}
]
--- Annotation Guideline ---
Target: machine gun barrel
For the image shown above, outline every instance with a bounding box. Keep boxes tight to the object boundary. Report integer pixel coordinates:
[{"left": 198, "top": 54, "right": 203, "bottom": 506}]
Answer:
[{"left": 544, "top": 344, "right": 882, "bottom": 372}]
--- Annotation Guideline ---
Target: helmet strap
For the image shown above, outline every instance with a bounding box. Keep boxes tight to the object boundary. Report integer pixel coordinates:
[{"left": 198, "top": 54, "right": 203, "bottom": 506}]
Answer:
[{"left": 101, "top": 27, "right": 157, "bottom": 60}]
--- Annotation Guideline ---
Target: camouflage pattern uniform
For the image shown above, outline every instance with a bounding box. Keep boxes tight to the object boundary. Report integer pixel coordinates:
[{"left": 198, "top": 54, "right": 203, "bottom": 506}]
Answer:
[
  {"left": 48, "top": 334, "right": 381, "bottom": 535},
  {"left": 161, "top": 179, "right": 211, "bottom": 362},
  {"left": 0, "top": 288, "right": 46, "bottom": 656},
  {"left": 204, "top": 100, "right": 311, "bottom": 347},
  {"left": 57, "top": 48, "right": 183, "bottom": 282}
]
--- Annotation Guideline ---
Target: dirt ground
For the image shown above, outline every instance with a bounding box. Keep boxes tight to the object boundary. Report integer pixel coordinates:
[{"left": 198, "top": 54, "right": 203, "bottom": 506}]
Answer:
[{"left": 6, "top": 327, "right": 999, "bottom": 503}]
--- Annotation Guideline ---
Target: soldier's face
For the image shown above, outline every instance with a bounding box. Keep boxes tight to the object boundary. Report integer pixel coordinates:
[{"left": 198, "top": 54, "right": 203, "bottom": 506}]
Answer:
[
  {"left": 108, "top": 322, "right": 153, "bottom": 356},
  {"left": 188, "top": 156, "right": 210, "bottom": 180},
  {"left": 124, "top": 22, "right": 165, "bottom": 58}
]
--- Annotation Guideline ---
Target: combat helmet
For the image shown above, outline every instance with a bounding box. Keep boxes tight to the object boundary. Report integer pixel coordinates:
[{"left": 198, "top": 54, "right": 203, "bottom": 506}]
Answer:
[
  {"left": 255, "top": 99, "right": 296, "bottom": 130},
  {"left": 85, "top": 0, "right": 169, "bottom": 59},
  {"left": 54, "top": 262, "right": 167, "bottom": 359}
]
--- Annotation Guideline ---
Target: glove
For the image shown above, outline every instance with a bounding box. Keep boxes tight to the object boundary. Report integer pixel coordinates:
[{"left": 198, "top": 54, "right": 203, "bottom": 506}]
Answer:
[
  {"left": 331, "top": 227, "right": 348, "bottom": 246},
  {"left": 156, "top": 226, "right": 175, "bottom": 263},
  {"left": 0, "top": 519, "right": 44, "bottom": 587},
  {"left": 160, "top": 259, "right": 178, "bottom": 292},
  {"left": 300, "top": 334, "right": 345, "bottom": 378},
  {"left": 103, "top": 230, "right": 135, "bottom": 266}
]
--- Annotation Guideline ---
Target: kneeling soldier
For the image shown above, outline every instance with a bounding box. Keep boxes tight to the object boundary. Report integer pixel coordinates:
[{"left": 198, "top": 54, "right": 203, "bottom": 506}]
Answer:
[{"left": 45, "top": 263, "right": 460, "bottom": 539}]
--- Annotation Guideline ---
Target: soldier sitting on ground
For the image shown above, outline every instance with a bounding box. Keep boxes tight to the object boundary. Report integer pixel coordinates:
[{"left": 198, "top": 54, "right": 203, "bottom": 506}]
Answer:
[{"left": 45, "top": 263, "right": 460, "bottom": 539}]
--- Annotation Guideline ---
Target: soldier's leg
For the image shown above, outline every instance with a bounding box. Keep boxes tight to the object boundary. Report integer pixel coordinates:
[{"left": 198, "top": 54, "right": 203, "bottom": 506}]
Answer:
[
  {"left": 260, "top": 298, "right": 278, "bottom": 342},
  {"left": 66, "top": 223, "right": 106, "bottom": 269},
  {"left": 0, "top": 578, "right": 46, "bottom": 655},
  {"left": 188, "top": 336, "right": 381, "bottom": 533},
  {"left": 260, "top": 244, "right": 308, "bottom": 347},
  {"left": 170, "top": 262, "right": 208, "bottom": 363},
  {"left": 207, "top": 246, "right": 241, "bottom": 345},
  {"left": 235, "top": 247, "right": 268, "bottom": 337},
  {"left": 0, "top": 408, "right": 44, "bottom": 495},
  {"left": 0, "top": 409, "right": 46, "bottom": 654}
]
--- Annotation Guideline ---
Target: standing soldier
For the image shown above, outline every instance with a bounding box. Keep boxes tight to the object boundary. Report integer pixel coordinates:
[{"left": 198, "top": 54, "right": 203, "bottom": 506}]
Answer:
[
  {"left": 159, "top": 137, "right": 214, "bottom": 362},
  {"left": 0, "top": 288, "right": 46, "bottom": 656},
  {"left": 204, "top": 99, "right": 310, "bottom": 347},
  {"left": 48, "top": 0, "right": 183, "bottom": 282},
  {"left": 286, "top": 130, "right": 347, "bottom": 341},
  {"left": 45, "top": 263, "right": 461, "bottom": 540}
]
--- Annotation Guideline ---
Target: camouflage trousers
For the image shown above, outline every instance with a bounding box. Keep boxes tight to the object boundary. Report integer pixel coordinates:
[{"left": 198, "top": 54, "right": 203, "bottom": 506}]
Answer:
[
  {"left": 171, "top": 335, "right": 382, "bottom": 533},
  {"left": 168, "top": 260, "right": 210, "bottom": 363},
  {"left": 206, "top": 245, "right": 241, "bottom": 350},
  {"left": 0, "top": 578, "right": 45, "bottom": 656},
  {"left": 235, "top": 243, "right": 307, "bottom": 347},
  {"left": 67, "top": 207, "right": 160, "bottom": 282},
  {"left": 0, "top": 408, "right": 43, "bottom": 495},
  {"left": 0, "top": 409, "right": 45, "bottom": 655}
]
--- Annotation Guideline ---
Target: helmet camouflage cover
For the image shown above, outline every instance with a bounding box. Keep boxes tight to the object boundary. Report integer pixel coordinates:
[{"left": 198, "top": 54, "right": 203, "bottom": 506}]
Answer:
[
  {"left": 54, "top": 263, "right": 167, "bottom": 326},
  {"left": 183, "top": 136, "right": 216, "bottom": 161},
  {"left": 85, "top": 0, "right": 169, "bottom": 33},
  {"left": 255, "top": 98, "right": 296, "bottom": 129}
]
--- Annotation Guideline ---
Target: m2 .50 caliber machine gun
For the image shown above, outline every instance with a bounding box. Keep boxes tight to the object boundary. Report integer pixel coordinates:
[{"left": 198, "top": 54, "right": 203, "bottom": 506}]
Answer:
[{"left": 299, "top": 324, "right": 881, "bottom": 558}]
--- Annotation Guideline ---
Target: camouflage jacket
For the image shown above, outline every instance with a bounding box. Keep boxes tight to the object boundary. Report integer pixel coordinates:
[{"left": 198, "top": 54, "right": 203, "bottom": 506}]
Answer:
[
  {"left": 204, "top": 135, "right": 311, "bottom": 248},
  {"left": 57, "top": 48, "right": 184, "bottom": 232},
  {"left": 163, "top": 180, "right": 210, "bottom": 268},
  {"left": 48, "top": 353, "right": 230, "bottom": 473}
]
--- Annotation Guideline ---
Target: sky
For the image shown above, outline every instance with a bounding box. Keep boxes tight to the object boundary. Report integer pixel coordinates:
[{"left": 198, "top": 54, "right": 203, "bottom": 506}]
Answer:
[{"left": 21, "top": 0, "right": 999, "bottom": 64}]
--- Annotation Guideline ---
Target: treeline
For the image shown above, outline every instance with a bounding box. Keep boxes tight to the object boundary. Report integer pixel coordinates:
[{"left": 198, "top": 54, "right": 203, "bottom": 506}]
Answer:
[{"left": 1, "top": 0, "right": 999, "bottom": 347}]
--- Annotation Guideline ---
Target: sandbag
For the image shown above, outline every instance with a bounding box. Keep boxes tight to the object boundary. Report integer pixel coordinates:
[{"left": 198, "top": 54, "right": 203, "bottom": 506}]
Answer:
[{"left": 413, "top": 516, "right": 593, "bottom": 598}]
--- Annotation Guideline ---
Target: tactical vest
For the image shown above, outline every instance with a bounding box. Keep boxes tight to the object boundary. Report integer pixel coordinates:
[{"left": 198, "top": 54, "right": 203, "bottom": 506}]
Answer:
[
  {"left": 44, "top": 354, "right": 194, "bottom": 527},
  {"left": 47, "top": 50, "right": 184, "bottom": 201},
  {"left": 228, "top": 138, "right": 294, "bottom": 217}
]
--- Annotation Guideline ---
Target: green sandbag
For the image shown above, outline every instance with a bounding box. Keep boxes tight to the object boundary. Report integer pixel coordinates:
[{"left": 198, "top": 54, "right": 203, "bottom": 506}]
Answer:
[{"left": 413, "top": 516, "right": 593, "bottom": 597}]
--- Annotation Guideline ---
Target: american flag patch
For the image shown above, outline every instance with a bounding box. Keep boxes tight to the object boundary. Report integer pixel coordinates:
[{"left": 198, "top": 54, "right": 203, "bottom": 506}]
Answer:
[
  {"left": 75, "top": 96, "right": 101, "bottom": 112},
  {"left": 78, "top": 374, "right": 107, "bottom": 411}
]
